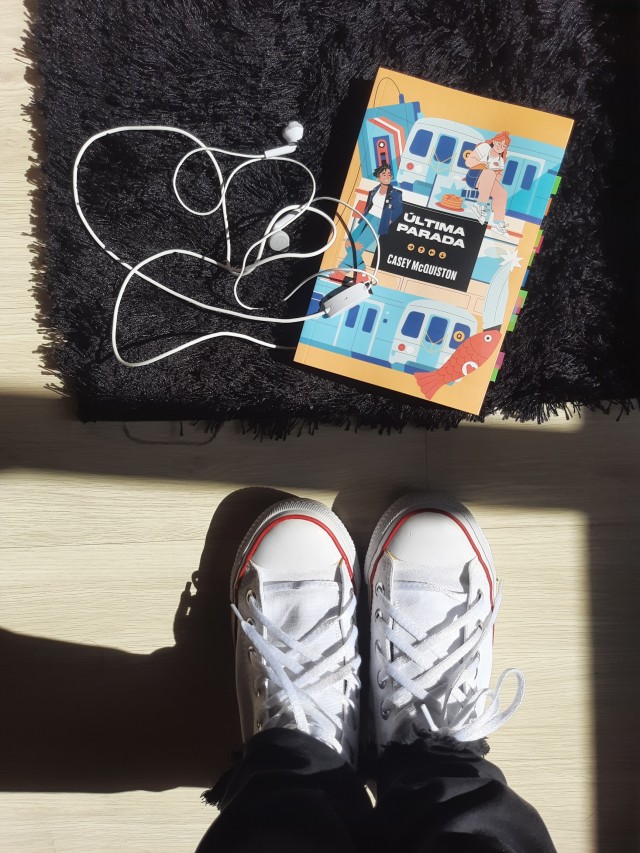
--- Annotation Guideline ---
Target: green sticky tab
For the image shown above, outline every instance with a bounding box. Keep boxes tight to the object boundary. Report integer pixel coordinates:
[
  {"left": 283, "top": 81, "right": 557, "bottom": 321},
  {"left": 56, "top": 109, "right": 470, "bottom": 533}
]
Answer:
[
  {"left": 528, "top": 251, "right": 536, "bottom": 267},
  {"left": 508, "top": 314, "right": 518, "bottom": 332},
  {"left": 519, "top": 290, "right": 528, "bottom": 305},
  {"left": 490, "top": 367, "right": 499, "bottom": 383},
  {"left": 535, "top": 229, "right": 543, "bottom": 249},
  {"left": 552, "top": 176, "right": 561, "bottom": 195}
]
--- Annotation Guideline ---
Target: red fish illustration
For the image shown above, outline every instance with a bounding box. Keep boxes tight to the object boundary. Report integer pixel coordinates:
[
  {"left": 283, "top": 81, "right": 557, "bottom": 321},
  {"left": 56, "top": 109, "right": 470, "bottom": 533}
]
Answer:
[{"left": 415, "top": 329, "right": 502, "bottom": 401}]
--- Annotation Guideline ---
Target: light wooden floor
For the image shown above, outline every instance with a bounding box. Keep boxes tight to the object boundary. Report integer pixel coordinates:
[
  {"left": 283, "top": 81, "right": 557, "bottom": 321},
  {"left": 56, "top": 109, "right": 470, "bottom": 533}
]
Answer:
[{"left": 2, "top": 5, "right": 639, "bottom": 851}]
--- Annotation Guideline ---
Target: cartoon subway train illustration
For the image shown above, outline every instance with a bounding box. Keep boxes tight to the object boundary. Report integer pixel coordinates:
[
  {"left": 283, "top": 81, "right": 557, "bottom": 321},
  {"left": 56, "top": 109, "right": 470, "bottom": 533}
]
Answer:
[
  {"left": 389, "top": 299, "right": 477, "bottom": 372},
  {"left": 301, "top": 280, "right": 478, "bottom": 375},
  {"left": 392, "top": 116, "right": 559, "bottom": 224}
]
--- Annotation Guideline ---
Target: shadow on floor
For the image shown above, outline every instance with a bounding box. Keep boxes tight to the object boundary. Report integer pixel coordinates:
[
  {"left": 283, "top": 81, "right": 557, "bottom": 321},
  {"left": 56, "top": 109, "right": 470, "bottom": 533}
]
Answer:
[{"left": 0, "top": 488, "right": 295, "bottom": 793}]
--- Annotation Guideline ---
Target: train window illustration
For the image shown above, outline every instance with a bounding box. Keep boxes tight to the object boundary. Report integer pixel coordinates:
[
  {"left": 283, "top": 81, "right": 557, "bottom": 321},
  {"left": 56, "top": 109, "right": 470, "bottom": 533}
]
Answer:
[
  {"left": 449, "top": 323, "right": 471, "bottom": 350},
  {"left": 425, "top": 315, "right": 448, "bottom": 345},
  {"left": 409, "top": 129, "right": 433, "bottom": 157},
  {"left": 401, "top": 311, "right": 424, "bottom": 339},
  {"left": 502, "top": 159, "right": 518, "bottom": 186},
  {"left": 521, "top": 164, "right": 537, "bottom": 191},
  {"left": 362, "top": 307, "right": 377, "bottom": 334},
  {"left": 434, "top": 135, "right": 456, "bottom": 166},
  {"left": 457, "top": 141, "right": 476, "bottom": 168},
  {"left": 344, "top": 306, "right": 360, "bottom": 328}
]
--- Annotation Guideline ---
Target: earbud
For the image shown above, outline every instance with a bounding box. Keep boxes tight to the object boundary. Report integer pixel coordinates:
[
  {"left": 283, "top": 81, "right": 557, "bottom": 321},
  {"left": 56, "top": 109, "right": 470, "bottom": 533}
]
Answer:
[
  {"left": 264, "top": 121, "right": 304, "bottom": 158},
  {"left": 268, "top": 230, "right": 290, "bottom": 252},
  {"left": 282, "top": 121, "right": 304, "bottom": 145},
  {"left": 267, "top": 211, "right": 298, "bottom": 252}
]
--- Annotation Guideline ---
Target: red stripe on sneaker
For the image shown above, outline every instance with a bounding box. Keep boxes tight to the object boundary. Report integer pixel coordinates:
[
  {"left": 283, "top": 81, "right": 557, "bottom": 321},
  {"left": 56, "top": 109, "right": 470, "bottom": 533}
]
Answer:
[
  {"left": 369, "top": 508, "right": 494, "bottom": 607},
  {"left": 234, "top": 514, "right": 354, "bottom": 600}
]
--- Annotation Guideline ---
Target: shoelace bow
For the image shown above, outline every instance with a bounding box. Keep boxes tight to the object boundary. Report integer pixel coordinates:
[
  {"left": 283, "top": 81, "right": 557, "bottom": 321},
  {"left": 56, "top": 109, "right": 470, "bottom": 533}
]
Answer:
[
  {"left": 375, "top": 579, "right": 525, "bottom": 741},
  {"left": 232, "top": 586, "right": 361, "bottom": 758}
]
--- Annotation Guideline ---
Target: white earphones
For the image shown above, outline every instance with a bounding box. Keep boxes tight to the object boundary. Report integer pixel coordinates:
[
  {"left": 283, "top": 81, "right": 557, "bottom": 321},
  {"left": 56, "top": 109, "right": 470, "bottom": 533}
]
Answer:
[
  {"left": 267, "top": 211, "right": 298, "bottom": 252},
  {"left": 264, "top": 120, "right": 305, "bottom": 158},
  {"left": 73, "top": 121, "right": 381, "bottom": 367}
]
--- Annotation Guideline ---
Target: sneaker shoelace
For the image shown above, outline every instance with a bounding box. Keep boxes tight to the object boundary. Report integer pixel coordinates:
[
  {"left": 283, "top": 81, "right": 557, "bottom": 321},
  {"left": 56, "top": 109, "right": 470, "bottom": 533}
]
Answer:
[
  {"left": 375, "top": 578, "right": 525, "bottom": 742},
  {"left": 232, "top": 583, "right": 361, "bottom": 759}
]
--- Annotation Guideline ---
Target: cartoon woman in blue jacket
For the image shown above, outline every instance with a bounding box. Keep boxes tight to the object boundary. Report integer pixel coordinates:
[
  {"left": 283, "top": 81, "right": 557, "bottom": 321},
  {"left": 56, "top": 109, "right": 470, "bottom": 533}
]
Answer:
[{"left": 334, "top": 164, "right": 403, "bottom": 282}]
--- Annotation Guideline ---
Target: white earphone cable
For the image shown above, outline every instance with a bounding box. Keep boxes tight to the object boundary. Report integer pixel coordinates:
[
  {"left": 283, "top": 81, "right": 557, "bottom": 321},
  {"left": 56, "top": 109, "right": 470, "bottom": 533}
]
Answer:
[{"left": 73, "top": 124, "right": 382, "bottom": 367}]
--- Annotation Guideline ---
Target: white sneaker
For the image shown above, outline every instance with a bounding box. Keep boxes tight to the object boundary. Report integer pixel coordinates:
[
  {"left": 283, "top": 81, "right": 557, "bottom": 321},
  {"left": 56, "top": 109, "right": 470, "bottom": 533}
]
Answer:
[
  {"left": 365, "top": 494, "right": 524, "bottom": 751},
  {"left": 491, "top": 220, "right": 509, "bottom": 237},
  {"left": 231, "top": 498, "right": 361, "bottom": 764},
  {"left": 471, "top": 202, "right": 488, "bottom": 224}
]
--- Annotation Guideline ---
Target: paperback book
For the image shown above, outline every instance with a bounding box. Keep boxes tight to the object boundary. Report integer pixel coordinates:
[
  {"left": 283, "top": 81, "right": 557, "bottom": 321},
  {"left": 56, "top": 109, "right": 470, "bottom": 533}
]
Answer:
[{"left": 294, "top": 68, "right": 574, "bottom": 415}]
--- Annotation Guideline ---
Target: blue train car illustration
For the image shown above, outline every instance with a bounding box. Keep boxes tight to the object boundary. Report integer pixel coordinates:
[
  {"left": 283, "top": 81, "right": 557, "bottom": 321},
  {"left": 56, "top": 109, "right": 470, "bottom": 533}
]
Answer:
[
  {"left": 302, "top": 282, "right": 395, "bottom": 367},
  {"left": 395, "top": 116, "right": 563, "bottom": 225},
  {"left": 497, "top": 145, "right": 558, "bottom": 222},
  {"left": 300, "top": 280, "right": 478, "bottom": 374},
  {"left": 389, "top": 299, "right": 477, "bottom": 373},
  {"left": 397, "top": 118, "right": 485, "bottom": 197}
]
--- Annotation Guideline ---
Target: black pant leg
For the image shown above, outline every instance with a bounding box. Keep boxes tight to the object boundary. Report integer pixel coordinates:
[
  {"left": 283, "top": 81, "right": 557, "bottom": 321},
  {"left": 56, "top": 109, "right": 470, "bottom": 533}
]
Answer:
[
  {"left": 374, "top": 738, "right": 556, "bottom": 853},
  {"left": 195, "top": 729, "right": 374, "bottom": 853}
]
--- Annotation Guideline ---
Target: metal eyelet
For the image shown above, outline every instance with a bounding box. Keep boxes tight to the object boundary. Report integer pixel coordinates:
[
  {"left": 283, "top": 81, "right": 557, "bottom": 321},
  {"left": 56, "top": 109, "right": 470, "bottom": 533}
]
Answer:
[
  {"left": 246, "top": 589, "right": 256, "bottom": 605},
  {"left": 375, "top": 608, "right": 383, "bottom": 620},
  {"left": 248, "top": 646, "right": 255, "bottom": 661},
  {"left": 375, "top": 582, "right": 385, "bottom": 596},
  {"left": 380, "top": 702, "right": 390, "bottom": 720},
  {"left": 377, "top": 671, "right": 388, "bottom": 689},
  {"left": 247, "top": 617, "right": 255, "bottom": 626},
  {"left": 256, "top": 719, "right": 262, "bottom": 730}
]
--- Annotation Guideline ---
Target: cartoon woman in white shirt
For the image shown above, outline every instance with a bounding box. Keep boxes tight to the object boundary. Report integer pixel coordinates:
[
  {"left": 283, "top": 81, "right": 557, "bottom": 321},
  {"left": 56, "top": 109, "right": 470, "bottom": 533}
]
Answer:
[{"left": 465, "top": 131, "right": 511, "bottom": 237}]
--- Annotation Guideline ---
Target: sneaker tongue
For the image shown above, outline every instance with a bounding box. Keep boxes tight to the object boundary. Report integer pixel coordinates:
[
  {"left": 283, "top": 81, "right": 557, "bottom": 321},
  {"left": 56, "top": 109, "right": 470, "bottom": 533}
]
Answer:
[
  {"left": 387, "top": 552, "right": 467, "bottom": 593},
  {"left": 253, "top": 556, "right": 344, "bottom": 584},
  {"left": 387, "top": 554, "right": 469, "bottom": 683},
  {"left": 260, "top": 578, "right": 341, "bottom": 641},
  {"left": 253, "top": 564, "right": 346, "bottom": 744},
  {"left": 392, "top": 580, "right": 467, "bottom": 632}
]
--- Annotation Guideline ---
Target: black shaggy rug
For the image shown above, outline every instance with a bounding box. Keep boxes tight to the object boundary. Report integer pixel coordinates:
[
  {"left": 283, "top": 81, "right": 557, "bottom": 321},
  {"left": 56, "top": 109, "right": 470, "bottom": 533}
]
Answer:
[{"left": 25, "top": 0, "right": 638, "bottom": 434}]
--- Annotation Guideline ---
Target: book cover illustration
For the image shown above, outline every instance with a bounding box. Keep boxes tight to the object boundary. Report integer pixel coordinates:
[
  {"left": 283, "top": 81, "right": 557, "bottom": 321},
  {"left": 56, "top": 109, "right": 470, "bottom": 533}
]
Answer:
[{"left": 294, "top": 68, "right": 574, "bottom": 416}]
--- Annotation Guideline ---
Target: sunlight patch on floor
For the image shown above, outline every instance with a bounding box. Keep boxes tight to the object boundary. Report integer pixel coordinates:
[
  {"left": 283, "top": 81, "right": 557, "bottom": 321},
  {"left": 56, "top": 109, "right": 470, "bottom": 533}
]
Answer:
[{"left": 461, "top": 411, "right": 585, "bottom": 432}]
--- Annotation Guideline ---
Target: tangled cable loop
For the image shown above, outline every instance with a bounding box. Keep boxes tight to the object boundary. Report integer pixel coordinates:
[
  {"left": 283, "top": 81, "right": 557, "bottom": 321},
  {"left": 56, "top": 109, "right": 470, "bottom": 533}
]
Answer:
[{"left": 73, "top": 125, "right": 381, "bottom": 367}]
